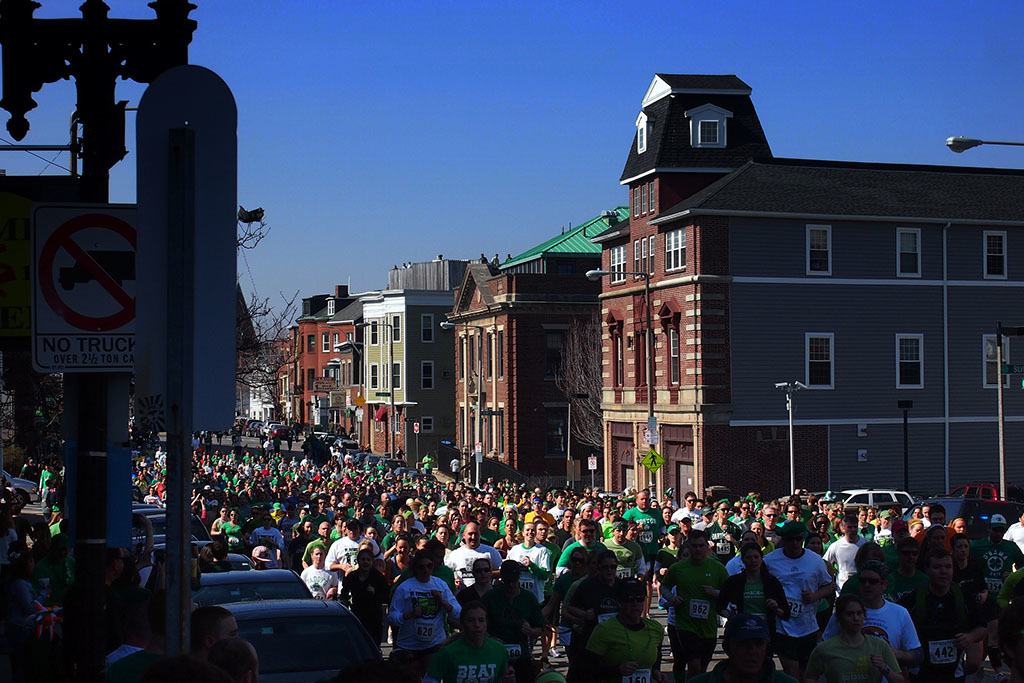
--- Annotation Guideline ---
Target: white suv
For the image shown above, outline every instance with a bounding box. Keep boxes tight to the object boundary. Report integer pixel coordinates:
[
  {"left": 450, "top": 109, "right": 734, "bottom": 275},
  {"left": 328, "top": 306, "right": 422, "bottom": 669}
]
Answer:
[{"left": 840, "top": 489, "right": 914, "bottom": 509}]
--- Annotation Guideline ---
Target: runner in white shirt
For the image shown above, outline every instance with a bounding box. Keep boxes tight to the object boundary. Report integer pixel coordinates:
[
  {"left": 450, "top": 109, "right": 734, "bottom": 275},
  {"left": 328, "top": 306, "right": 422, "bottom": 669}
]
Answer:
[
  {"left": 389, "top": 549, "right": 461, "bottom": 678},
  {"left": 300, "top": 543, "right": 339, "bottom": 599},
  {"left": 506, "top": 521, "right": 550, "bottom": 603},
  {"left": 821, "top": 559, "right": 922, "bottom": 673},
  {"left": 822, "top": 515, "right": 868, "bottom": 591},
  {"left": 670, "top": 491, "right": 703, "bottom": 524},
  {"left": 763, "top": 522, "right": 835, "bottom": 681},
  {"left": 1004, "top": 510, "right": 1024, "bottom": 555},
  {"left": 445, "top": 521, "right": 503, "bottom": 588},
  {"left": 248, "top": 513, "right": 286, "bottom": 568},
  {"left": 326, "top": 519, "right": 381, "bottom": 580}
]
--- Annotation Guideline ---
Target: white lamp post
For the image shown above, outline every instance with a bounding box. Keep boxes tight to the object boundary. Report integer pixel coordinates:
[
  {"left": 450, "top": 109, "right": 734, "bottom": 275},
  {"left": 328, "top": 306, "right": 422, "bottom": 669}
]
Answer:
[{"left": 774, "top": 381, "right": 807, "bottom": 495}]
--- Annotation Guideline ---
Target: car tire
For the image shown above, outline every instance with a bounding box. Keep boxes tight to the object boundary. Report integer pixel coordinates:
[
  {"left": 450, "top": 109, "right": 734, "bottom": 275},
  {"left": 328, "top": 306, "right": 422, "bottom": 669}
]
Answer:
[{"left": 17, "top": 490, "right": 30, "bottom": 507}]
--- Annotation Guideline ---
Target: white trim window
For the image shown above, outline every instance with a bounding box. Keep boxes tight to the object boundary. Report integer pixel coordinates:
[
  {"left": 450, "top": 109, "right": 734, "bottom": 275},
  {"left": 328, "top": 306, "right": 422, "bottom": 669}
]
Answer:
[
  {"left": 322, "top": 333, "right": 329, "bottom": 353},
  {"left": 984, "top": 334, "right": 1010, "bottom": 388},
  {"left": 421, "top": 416, "right": 434, "bottom": 433},
  {"left": 327, "top": 299, "right": 335, "bottom": 316},
  {"left": 807, "top": 225, "right": 832, "bottom": 276},
  {"left": 636, "top": 112, "right": 648, "bottom": 154},
  {"left": 421, "top": 360, "right": 434, "bottom": 390},
  {"left": 641, "top": 184, "right": 648, "bottom": 214},
  {"left": 610, "top": 245, "right": 627, "bottom": 283},
  {"left": 633, "top": 188, "right": 640, "bottom": 217},
  {"left": 392, "top": 362, "right": 401, "bottom": 390},
  {"left": 985, "top": 231, "right": 1007, "bottom": 279},
  {"left": 896, "top": 334, "right": 923, "bottom": 388},
  {"left": 805, "top": 333, "right": 834, "bottom": 389},
  {"left": 633, "top": 239, "right": 641, "bottom": 278},
  {"left": 897, "top": 228, "right": 921, "bottom": 277},
  {"left": 648, "top": 236, "right": 655, "bottom": 275},
  {"left": 369, "top": 363, "right": 379, "bottom": 390},
  {"left": 641, "top": 238, "right": 648, "bottom": 277},
  {"left": 665, "top": 228, "right": 686, "bottom": 271},
  {"left": 421, "top": 314, "right": 434, "bottom": 343},
  {"left": 392, "top": 315, "right": 401, "bottom": 343},
  {"left": 648, "top": 180, "right": 655, "bottom": 213},
  {"left": 699, "top": 120, "right": 719, "bottom": 145},
  {"left": 669, "top": 328, "right": 680, "bottom": 385},
  {"left": 369, "top": 321, "right": 379, "bottom": 346}
]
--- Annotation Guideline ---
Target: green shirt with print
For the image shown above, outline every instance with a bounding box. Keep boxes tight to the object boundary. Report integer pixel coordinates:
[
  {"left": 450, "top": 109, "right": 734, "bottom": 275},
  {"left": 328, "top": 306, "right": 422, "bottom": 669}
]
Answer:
[
  {"left": 423, "top": 635, "right": 509, "bottom": 683},
  {"left": 622, "top": 506, "right": 661, "bottom": 558},
  {"left": 659, "top": 557, "right": 728, "bottom": 639}
]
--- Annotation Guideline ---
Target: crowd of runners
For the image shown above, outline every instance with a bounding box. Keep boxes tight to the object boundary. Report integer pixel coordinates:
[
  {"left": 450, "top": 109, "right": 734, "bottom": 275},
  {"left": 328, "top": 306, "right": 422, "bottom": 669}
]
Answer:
[{"left": 5, "top": 439, "right": 1024, "bottom": 683}]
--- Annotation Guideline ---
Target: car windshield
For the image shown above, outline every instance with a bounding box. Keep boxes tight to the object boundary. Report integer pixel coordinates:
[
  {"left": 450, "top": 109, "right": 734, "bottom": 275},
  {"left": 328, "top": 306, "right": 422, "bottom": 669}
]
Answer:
[
  {"left": 238, "top": 614, "right": 378, "bottom": 674},
  {"left": 194, "top": 580, "right": 310, "bottom": 606}
]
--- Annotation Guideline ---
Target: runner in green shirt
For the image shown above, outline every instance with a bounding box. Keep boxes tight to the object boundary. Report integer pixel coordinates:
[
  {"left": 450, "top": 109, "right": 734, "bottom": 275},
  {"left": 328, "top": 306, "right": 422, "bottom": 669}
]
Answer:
[
  {"left": 584, "top": 578, "right": 665, "bottom": 683},
  {"left": 605, "top": 520, "right": 643, "bottom": 579},
  {"left": 659, "top": 528, "right": 729, "bottom": 679},
  {"left": 885, "top": 536, "right": 929, "bottom": 604},
  {"left": 705, "top": 503, "right": 742, "bottom": 564},
  {"left": 481, "top": 561, "right": 544, "bottom": 683},
  {"left": 422, "top": 602, "right": 510, "bottom": 683}
]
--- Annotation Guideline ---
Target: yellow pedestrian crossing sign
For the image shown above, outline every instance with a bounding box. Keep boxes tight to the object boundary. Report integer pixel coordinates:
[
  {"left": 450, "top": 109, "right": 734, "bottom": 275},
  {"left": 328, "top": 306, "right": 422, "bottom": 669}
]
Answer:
[{"left": 641, "top": 448, "right": 664, "bottom": 473}]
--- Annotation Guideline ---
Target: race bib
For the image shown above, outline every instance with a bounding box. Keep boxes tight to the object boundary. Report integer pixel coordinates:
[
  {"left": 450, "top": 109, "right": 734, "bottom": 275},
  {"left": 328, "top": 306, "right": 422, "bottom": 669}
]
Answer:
[
  {"left": 623, "top": 669, "right": 651, "bottom": 683},
  {"left": 639, "top": 530, "right": 654, "bottom": 544},
  {"left": 787, "top": 598, "right": 804, "bottom": 617},
  {"left": 505, "top": 643, "right": 522, "bottom": 660},
  {"left": 598, "top": 612, "right": 617, "bottom": 622},
  {"left": 616, "top": 568, "right": 633, "bottom": 580},
  {"left": 689, "top": 598, "right": 710, "bottom": 620},
  {"left": 986, "top": 578, "right": 1004, "bottom": 592},
  {"left": 519, "top": 576, "right": 536, "bottom": 593},
  {"left": 929, "top": 639, "right": 957, "bottom": 665},
  {"left": 414, "top": 620, "right": 434, "bottom": 642},
  {"left": 715, "top": 540, "right": 732, "bottom": 555}
]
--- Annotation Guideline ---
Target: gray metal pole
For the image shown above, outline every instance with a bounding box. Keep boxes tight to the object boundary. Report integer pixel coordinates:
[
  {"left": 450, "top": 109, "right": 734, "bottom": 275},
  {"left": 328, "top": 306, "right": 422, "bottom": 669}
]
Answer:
[
  {"left": 788, "top": 390, "right": 796, "bottom": 496},
  {"left": 566, "top": 401, "right": 572, "bottom": 488},
  {"left": 644, "top": 274, "right": 655, "bottom": 493},
  {"left": 165, "top": 127, "right": 195, "bottom": 655},
  {"left": 476, "top": 330, "right": 483, "bottom": 487},
  {"left": 998, "top": 323, "right": 1007, "bottom": 499}
]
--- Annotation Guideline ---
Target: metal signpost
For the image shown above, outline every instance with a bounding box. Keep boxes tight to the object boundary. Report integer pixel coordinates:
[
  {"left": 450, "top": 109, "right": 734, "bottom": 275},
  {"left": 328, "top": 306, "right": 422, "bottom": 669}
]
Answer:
[{"left": 997, "top": 324, "right": 1024, "bottom": 500}]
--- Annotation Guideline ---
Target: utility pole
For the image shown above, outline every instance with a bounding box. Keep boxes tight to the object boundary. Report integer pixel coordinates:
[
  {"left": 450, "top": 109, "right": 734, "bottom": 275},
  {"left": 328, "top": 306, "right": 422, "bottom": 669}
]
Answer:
[{"left": 0, "top": 3, "right": 195, "bottom": 678}]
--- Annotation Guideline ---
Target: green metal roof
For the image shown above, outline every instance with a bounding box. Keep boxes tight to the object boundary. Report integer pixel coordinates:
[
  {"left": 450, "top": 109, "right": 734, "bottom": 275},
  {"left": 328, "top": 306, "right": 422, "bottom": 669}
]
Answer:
[{"left": 501, "top": 207, "right": 628, "bottom": 270}]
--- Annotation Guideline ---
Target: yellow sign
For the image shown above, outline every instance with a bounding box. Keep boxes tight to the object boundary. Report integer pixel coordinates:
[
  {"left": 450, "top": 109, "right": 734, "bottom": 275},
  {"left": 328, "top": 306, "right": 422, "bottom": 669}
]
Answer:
[
  {"left": 354, "top": 395, "right": 366, "bottom": 407},
  {"left": 641, "top": 448, "right": 664, "bottom": 473}
]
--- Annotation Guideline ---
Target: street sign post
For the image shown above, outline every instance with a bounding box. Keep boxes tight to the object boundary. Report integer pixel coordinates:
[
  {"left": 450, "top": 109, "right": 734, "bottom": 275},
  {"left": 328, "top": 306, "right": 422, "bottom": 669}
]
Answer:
[
  {"left": 643, "top": 428, "right": 658, "bottom": 445},
  {"left": 32, "top": 205, "right": 137, "bottom": 372},
  {"left": 641, "top": 447, "right": 664, "bottom": 473}
]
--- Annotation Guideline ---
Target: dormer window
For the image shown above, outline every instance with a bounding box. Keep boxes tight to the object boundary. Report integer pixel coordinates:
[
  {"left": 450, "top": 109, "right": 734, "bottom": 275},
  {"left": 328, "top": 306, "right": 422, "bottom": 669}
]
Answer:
[
  {"left": 327, "top": 299, "right": 335, "bottom": 316},
  {"left": 635, "top": 111, "right": 650, "bottom": 154},
  {"left": 685, "top": 103, "right": 732, "bottom": 149}
]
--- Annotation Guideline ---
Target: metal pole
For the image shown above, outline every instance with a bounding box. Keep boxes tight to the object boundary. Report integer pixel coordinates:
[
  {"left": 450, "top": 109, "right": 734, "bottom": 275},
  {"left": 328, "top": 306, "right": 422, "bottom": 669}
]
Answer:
[
  {"left": 903, "top": 408, "right": 910, "bottom": 492},
  {"left": 998, "top": 323, "right": 1007, "bottom": 499},
  {"left": 644, "top": 273, "right": 655, "bottom": 493},
  {"left": 787, "top": 390, "right": 796, "bottom": 495},
  {"left": 165, "top": 127, "right": 195, "bottom": 655},
  {"left": 567, "top": 400, "right": 572, "bottom": 488},
  {"left": 476, "top": 330, "right": 482, "bottom": 487},
  {"left": 389, "top": 320, "right": 395, "bottom": 458},
  {"left": 591, "top": 452, "right": 595, "bottom": 491}
]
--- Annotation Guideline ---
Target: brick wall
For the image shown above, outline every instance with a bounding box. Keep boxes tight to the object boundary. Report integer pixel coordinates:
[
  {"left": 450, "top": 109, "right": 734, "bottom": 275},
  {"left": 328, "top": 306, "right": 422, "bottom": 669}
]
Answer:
[{"left": 700, "top": 424, "right": 829, "bottom": 498}]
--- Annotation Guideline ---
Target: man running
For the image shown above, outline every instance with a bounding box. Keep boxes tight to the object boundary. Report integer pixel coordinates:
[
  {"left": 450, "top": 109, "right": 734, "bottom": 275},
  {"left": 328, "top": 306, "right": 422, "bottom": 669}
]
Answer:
[
  {"left": 623, "top": 489, "right": 660, "bottom": 612},
  {"left": 445, "top": 521, "right": 503, "bottom": 588}
]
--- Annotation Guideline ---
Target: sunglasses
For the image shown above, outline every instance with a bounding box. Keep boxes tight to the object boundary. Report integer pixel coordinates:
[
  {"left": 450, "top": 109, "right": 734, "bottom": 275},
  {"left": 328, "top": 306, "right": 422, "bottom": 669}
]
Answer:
[
  {"left": 621, "top": 595, "right": 646, "bottom": 603},
  {"left": 860, "top": 577, "right": 882, "bottom": 585},
  {"left": 764, "top": 513, "right": 777, "bottom": 518}
]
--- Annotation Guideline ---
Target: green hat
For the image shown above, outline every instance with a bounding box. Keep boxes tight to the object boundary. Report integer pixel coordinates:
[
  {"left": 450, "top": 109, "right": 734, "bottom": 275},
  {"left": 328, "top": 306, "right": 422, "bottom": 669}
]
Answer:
[
  {"left": 667, "top": 524, "right": 681, "bottom": 534},
  {"left": 879, "top": 510, "right": 892, "bottom": 520},
  {"left": 273, "top": 503, "right": 283, "bottom": 510},
  {"left": 778, "top": 521, "right": 808, "bottom": 539}
]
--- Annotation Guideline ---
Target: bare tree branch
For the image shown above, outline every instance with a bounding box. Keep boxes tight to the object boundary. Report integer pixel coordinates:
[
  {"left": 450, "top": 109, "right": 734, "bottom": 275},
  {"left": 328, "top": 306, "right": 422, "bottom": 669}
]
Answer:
[
  {"left": 237, "top": 205, "right": 269, "bottom": 251},
  {"left": 555, "top": 313, "right": 604, "bottom": 450}
]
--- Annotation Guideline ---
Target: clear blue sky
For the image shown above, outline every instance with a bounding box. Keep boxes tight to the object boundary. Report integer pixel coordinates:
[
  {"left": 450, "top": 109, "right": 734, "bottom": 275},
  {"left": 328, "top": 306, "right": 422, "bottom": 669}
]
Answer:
[{"left": 4, "top": 1, "right": 1024, "bottom": 310}]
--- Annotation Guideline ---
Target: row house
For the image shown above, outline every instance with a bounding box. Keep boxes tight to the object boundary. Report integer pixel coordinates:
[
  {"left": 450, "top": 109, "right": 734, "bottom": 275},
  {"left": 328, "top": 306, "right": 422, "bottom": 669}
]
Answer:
[
  {"left": 288, "top": 285, "right": 360, "bottom": 429},
  {"left": 357, "top": 260, "right": 467, "bottom": 461},
  {"left": 594, "top": 73, "right": 1024, "bottom": 498},
  {"left": 447, "top": 209, "right": 626, "bottom": 478}
]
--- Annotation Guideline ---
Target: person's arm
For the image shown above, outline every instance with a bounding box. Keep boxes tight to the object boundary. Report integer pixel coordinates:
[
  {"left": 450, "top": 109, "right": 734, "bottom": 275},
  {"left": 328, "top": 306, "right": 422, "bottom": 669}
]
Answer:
[{"left": 997, "top": 570, "right": 1021, "bottom": 608}]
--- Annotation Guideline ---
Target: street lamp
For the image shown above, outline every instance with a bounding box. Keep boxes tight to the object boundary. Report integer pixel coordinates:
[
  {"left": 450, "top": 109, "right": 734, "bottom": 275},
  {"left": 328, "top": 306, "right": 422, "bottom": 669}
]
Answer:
[
  {"left": 897, "top": 400, "right": 912, "bottom": 493},
  {"left": 946, "top": 136, "right": 1024, "bottom": 153},
  {"left": 586, "top": 268, "right": 655, "bottom": 493},
  {"left": 356, "top": 320, "right": 397, "bottom": 457},
  {"left": 440, "top": 320, "right": 486, "bottom": 487},
  {"left": 774, "top": 381, "right": 807, "bottom": 495}
]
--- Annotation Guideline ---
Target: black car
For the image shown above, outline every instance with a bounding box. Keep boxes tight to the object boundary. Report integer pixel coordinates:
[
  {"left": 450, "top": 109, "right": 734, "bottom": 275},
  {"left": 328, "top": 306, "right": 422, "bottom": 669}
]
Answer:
[
  {"left": 225, "top": 599, "right": 381, "bottom": 682},
  {"left": 905, "top": 497, "right": 1024, "bottom": 539},
  {"left": 193, "top": 568, "right": 311, "bottom": 606}
]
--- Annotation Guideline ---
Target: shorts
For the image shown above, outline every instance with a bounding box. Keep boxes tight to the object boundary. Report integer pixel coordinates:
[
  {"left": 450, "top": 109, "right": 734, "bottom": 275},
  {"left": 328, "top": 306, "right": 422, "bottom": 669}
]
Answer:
[
  {"left": 773, "top": 632, "right": 818, "bottom": 669},
  {"left": 670, "top": 627, "right": 716, "bottom": 668},
  {"left": 389, "top": 643, "right": 441, "bottom": 664},
  {"left": 557, "top": 625, "right": 572, "bottom": 647}
]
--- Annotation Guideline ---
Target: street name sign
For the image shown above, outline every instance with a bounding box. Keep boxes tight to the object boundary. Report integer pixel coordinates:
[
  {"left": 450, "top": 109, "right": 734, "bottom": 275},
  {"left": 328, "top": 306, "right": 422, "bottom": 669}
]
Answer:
[
  {"left": 1002, "top": 364, "right": 1024, "bottom": 374},
  {"left": 32, "top": 204, "right": 136, "bottom": 372},
  {"left": 313, "top": 377, "right": 338, "bottom": 392}
]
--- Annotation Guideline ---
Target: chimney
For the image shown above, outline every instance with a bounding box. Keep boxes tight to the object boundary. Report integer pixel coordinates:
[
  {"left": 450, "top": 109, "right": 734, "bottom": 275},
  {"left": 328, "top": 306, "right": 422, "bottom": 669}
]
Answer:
[{"left": 335, "top": 284, "right": 349, "bottom": 298}]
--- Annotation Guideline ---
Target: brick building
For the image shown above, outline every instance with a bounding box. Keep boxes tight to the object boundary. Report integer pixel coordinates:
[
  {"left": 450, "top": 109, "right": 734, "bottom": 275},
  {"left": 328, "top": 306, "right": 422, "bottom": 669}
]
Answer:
[
  {"left": 594, "top": 73, "right": 1024, "bottom": 499},
  {"left": 447, "top": 209, "right": 626, "bottom": 480}
]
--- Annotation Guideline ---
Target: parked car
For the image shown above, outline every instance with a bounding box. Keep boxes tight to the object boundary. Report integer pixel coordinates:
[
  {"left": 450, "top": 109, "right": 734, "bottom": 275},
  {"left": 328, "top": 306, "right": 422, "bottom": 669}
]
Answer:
[
  {"left": 2, "top": 469, "right": 39, "bottom": 505},
  {"left": 194, "top": 540, "right": 256, "bottom": 572},
  {"left": 270, "top": 425, "right": 290, "bottom": 439},
  {"left": 840, "top": 489, "right": 915, "bottom": 509},
  {"left": 904, "top": 497, "right": 1024, "bottom": 539},
  {"left": 132, "top": 506, "right": 212, "bottom": 547},
  {"left": 193, "top": 569, "right": 310, "bottom": 606},
  {"left": 226, "top": 599, "right": 381, "bottom": 682},
  {"left": 948, "top": 482, "right": 1024, "bottom": 501},
  {"left": 245, "top": 420, "right": 264, "bottom": 437}
]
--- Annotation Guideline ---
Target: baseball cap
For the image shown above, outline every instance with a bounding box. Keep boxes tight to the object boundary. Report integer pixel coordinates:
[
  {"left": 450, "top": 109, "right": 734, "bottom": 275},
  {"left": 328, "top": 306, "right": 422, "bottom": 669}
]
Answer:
[
  {"left": 667, "top": 524, "right": 681, "bottom": 534},
  {"left": 860, "top": 559, "right": 890, "bottom": 578},
  {"left": 879, "top": 510, "right": 892, "bottom": 519},
  {"left": 499, "top": 559, "right": 522, "bottom": 576},
  {"left": 616, "top": 577, "right": 647, "bottom": 600},
  {"left": 778, "top": 521, "right": 808, "bottom": 539},
  {"left": 535, "top": 670, "right": 567, "bottom": 683},
  {"left": 251, "top": 546, "right": 271, "bottom": 564},
  {"left": 725, "top": 613, "right": 770, "bottom": 641},
  {"left": 991, "top": 514, "right": 1009, "bottom": 528}
]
